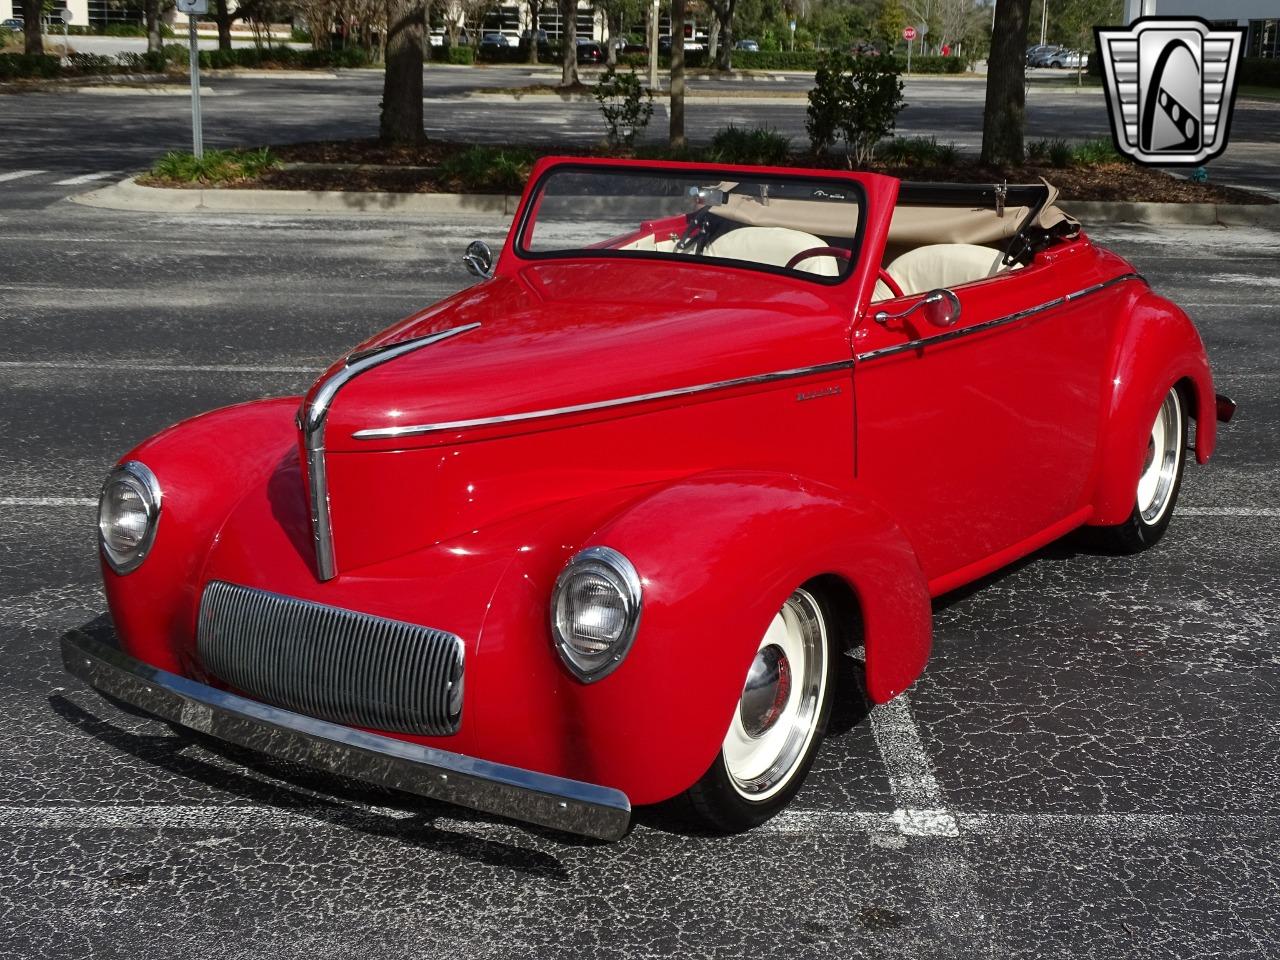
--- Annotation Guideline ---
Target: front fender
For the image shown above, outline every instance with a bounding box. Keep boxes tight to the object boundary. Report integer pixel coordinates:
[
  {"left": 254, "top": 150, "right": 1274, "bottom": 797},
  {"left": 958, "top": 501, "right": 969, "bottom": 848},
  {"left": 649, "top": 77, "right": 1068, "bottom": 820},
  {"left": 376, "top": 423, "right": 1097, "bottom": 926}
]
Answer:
[
  {"left": 1090, "top": 289, "right": 1217, "bottom": 526},
  {"left": 101, "top": 397, "right": 302, "bottom": 674},
  {"left": 473, "top": 470, "right": 931, "bottom": 805}
]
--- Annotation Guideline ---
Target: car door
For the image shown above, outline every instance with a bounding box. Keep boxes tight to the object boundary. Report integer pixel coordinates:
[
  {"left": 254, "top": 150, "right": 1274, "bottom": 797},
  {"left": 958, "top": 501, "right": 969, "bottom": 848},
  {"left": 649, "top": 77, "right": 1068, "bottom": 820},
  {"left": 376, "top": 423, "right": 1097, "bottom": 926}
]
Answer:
[{"left": 852, "top": 259, "right": 1112, "bottom": 592}]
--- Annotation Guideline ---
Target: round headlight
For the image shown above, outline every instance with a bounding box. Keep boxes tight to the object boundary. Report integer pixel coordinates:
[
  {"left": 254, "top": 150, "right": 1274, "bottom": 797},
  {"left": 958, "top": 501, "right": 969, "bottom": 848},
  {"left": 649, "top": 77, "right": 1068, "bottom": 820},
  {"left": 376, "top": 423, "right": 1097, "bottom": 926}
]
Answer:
[
  {"left": 98, "top": 461, "right": 162, "bottom": 575},
  {"left": 551, "top": 546, "right": 642, "bottom": 683}
]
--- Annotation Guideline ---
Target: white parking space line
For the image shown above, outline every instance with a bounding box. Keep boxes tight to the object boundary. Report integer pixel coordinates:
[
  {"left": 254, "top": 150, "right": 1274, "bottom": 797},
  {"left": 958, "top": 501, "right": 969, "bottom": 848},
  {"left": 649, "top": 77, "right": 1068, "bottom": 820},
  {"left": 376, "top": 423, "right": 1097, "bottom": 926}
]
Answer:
[
  {"left": 0, "top": 170, "right": 46, "bottom": 183},
  {"left": 52, "top": 172, "right": 118, "bottom": 186},
  {"left": 3, "top": 802, "right": 1275, "bottom": 840},
  {"left": 1180, "top": 506, "right": 1280, "bottom": 516},
  {"left": 849, "top": 647, "right": 958, "bottom": 838},
  {"left": 0, "top": 497, "right": 95, "bottom": 507},
  {"left": 0, "top": 360, "right": 319, "bottom": 374}
]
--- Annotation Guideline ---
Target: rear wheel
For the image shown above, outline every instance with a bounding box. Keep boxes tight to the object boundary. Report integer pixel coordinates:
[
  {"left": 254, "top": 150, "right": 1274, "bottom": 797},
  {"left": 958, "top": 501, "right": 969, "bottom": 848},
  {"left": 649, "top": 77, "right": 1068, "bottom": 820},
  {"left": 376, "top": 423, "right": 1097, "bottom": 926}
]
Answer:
[
  {"left": 686, "top": 586, "right": 836, "bottom": 832},
  {"left": 1092, "top": 385, "right": 1187, "bottom": 553}
]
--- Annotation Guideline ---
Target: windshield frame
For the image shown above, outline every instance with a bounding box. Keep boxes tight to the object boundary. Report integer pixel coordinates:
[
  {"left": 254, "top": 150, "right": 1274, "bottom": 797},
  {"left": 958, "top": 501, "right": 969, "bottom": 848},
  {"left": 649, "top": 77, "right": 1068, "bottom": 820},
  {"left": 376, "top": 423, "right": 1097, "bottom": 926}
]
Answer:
[{"left": 512, "top": 161, "right": 869, "bottom": 287}]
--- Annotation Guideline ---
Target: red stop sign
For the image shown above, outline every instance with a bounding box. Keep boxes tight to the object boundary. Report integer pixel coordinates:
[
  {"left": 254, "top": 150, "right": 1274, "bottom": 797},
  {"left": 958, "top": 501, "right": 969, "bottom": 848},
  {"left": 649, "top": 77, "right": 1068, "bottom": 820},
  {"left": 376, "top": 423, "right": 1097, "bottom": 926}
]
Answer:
[{"left": 903, "top": 26, "right": 917, "bottom": 41}]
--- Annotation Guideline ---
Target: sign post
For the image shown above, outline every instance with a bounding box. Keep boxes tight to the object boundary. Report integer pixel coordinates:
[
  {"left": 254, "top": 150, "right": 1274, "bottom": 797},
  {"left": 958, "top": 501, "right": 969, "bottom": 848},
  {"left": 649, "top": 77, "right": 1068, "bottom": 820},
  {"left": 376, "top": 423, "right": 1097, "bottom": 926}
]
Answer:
[
  {"left": 59, "top": 7, "right": 71, "bottom": 65},
  {"left": 177, "top": 0, "right": 208, "bottom": 159},
  {"left": 903, "top": 25, "right": 916, "bottom": 74}
]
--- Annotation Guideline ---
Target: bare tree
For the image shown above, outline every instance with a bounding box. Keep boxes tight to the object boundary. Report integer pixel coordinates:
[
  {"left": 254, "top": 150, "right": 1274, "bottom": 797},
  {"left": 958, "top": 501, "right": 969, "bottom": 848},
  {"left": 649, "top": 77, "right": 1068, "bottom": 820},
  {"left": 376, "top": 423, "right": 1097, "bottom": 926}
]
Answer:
[
  {"left": 144, "top": 0, "right": 163, "bottom": 53},
  {"left": 20, "top": 0, "right": 42, "bottom": 53},
  {"left": 442, "top": 0, "right": 492, "bottom": 45},
  {"left": 670, "top": 0, "right": 686, "bottom": 148},
  {"left": 296, "top": 0, "right": 338, "bottom": 49},
  {"left": 381, "top": 0, "right": 426, "bottom": 143},
  {"left": 979, "top": 0, "right": 1031, "bottom": 165},
  {"left": 559, "top": 0, "right": 578, "bottom": 85}
]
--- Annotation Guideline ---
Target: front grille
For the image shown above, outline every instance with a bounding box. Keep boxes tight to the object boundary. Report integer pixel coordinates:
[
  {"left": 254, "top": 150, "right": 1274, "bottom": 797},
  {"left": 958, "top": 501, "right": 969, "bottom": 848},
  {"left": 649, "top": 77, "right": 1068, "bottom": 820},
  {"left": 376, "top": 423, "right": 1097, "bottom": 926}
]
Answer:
[{"left": 196, "top": 581, "right": 464, "bottom": 736}]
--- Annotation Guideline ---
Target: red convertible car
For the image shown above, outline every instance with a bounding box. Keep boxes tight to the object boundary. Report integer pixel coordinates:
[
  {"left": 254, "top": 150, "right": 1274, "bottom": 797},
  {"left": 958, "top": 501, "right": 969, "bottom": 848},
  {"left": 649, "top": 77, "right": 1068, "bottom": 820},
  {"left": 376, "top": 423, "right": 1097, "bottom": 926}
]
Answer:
[{"left": 66, "top": 158, "right": 1234, "bottom": 841}]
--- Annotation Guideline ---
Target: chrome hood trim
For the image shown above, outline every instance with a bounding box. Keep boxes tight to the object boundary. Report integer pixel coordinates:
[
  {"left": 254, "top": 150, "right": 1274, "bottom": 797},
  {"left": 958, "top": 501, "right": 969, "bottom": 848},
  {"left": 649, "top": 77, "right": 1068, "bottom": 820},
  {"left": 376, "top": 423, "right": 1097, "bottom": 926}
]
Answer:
[{"left": 303, "top": 323, "right": 480, "bottom": 581}]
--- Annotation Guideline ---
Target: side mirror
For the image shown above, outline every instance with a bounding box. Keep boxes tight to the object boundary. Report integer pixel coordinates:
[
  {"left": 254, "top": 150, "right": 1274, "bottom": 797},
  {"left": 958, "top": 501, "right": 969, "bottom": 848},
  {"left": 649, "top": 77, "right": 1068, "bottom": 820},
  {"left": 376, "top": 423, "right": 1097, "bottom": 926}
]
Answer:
[
  {"left": 874, "top": 288, "right": 961, "bottom": 328},
  {"left": 463, "top": 240, "right": 494, "bottom": 279}
]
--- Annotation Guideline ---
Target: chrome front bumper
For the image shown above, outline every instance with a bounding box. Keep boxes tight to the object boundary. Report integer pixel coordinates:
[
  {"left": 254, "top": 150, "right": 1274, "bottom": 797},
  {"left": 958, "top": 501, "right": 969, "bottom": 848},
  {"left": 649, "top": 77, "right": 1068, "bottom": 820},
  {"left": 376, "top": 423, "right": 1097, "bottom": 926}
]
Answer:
[{"left": 60, "top": 627, "right": 632, "bottom": 841}]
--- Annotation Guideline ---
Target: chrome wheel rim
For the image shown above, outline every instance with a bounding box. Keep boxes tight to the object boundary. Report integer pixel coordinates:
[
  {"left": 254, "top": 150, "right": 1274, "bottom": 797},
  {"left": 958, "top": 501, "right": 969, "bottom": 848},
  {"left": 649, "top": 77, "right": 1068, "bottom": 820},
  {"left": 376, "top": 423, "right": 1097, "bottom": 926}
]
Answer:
[
  {"left": 1137, "top": 389, "right": 1182, "bottom": 525},
  {"left": 722, "top": 588, "right": 828, "bottom": 801}
]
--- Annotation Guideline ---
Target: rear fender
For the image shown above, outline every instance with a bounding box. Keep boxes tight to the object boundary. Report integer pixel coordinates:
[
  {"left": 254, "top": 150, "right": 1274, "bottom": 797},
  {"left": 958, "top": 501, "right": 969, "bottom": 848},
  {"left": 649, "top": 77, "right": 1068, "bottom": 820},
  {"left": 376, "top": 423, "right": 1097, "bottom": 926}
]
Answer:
[
  {"left": 475, "top": 470, "right": 931, "bottom": 804},
  {"left": 1090, "top": 290, "right": 1217, "bottom": 526}
]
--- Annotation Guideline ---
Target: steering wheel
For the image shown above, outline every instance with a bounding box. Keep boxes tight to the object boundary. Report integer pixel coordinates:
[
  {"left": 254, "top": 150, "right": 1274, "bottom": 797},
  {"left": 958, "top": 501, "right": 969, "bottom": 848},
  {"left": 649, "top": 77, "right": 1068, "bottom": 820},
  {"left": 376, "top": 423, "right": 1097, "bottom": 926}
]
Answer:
[
  {"left": 784, "top": 246, "right": 852, "bottom": 271},
  {"left": 877, "top": 268, "right": 904, "bottom": 299}
]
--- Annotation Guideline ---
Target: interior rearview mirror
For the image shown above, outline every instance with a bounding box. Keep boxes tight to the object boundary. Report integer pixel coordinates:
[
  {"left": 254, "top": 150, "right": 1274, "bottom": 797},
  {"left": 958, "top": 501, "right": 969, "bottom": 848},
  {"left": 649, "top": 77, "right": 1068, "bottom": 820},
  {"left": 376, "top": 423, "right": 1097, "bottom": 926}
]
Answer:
[
  {"left": 873, "top": 288, "right": 961, "bottom": 328},
  {"left": 463, "top": 240, "right": 494, "bottom": 279}
]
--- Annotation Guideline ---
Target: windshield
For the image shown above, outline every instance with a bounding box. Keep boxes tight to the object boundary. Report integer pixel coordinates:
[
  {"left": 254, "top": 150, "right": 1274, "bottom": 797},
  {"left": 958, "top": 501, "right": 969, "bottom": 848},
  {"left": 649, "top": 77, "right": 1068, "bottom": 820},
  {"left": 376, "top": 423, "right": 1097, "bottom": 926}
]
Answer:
[{"left": 517, "top": 165, "right": 865, "bottom": 284}]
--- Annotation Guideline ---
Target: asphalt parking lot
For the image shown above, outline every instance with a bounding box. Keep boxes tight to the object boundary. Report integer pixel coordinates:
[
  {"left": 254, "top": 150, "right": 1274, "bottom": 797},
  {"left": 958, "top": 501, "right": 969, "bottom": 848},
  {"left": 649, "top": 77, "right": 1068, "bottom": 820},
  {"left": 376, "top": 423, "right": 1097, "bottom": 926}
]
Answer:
[{"left": 1, "top": 176, "right": 1278, "bottom": 956}]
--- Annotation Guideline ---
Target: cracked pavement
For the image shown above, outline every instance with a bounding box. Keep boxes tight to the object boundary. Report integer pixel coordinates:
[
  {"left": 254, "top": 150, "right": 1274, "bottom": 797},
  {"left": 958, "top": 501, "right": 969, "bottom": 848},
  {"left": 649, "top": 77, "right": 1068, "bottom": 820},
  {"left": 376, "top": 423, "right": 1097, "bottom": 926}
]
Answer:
[{"left": 1, "top": 177, "right": 1278, "bottom": 958}]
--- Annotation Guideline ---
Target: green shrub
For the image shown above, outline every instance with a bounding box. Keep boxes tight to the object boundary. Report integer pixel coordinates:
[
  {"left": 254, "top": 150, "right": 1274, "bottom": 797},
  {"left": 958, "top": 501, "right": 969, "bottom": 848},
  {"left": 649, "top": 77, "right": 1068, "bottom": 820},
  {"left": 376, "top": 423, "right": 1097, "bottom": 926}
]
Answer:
[
  {"left": 0, "top": 26, "right": 15, "bottom": 47},
  {"left": 66, "top": 51, "right": 117, "bottom": 74},
  {"left": 1072, "top": 136, "right": 1121, "bottom": 167},
  {"left": 1027, "top": 138, "right": 1048, "bottom": 162},
  {"left": 440, "top": 44, "right": 474, "bottom": 65},
  {"left": 1045, "top": 137, "right": 1073, "bottom": 168},
  {"left": 436, "top": 145, "right": 535, "bottom": 193},
  {"left": 594, "top": 65, "right": 654, "bottom": 147},
  {"left": 806, "top": 49, "right": 905, "bottom": 166},
  {"left": 0, "top": 53, "right": 62, "bottom": 79},
  {"left": 290, "top": 25, "right": 312, "bottom": 43},
  {"left": 707, "top": 124, "right": 791, "bottom": 165},
  {"left": 150, "top": 147, "right": 280, "bottom": 184},
  {"left": 898, "top": 55, "right": 970, "bottom": 74},
  {"left": 104, "top": 23, "right": 146, "bottom": 37},
  {"left": 1240, "top": 57, "right": 1280, "bottom": 87}
]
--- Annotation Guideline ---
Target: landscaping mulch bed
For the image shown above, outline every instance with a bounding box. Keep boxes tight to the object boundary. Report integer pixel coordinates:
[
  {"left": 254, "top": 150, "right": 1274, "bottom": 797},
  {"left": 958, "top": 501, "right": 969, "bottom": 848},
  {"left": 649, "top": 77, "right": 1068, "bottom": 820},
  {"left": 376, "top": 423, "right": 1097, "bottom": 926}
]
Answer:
[{"left": 167, "top": 138, "right": 1274, "bottom": 204}]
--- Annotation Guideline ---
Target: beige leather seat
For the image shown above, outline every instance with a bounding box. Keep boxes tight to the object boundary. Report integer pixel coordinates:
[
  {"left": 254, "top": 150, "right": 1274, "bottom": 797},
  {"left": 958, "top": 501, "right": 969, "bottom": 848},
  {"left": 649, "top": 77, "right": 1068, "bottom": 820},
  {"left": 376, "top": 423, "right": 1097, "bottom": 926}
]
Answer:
[
  {"left": 701, "top": 226, "right": 841, "bottom": 277},
  {"left": 873, "top": 242, "right": 1019, "bottom": 300}
]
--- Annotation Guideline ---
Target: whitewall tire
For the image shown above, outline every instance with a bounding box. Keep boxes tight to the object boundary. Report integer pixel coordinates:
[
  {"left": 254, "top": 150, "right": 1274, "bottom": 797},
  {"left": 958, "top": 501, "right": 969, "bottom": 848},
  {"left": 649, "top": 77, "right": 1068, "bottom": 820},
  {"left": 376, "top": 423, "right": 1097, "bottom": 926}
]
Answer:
[{"left": 686, "top": 586, "right": 836, "bottom": 831}]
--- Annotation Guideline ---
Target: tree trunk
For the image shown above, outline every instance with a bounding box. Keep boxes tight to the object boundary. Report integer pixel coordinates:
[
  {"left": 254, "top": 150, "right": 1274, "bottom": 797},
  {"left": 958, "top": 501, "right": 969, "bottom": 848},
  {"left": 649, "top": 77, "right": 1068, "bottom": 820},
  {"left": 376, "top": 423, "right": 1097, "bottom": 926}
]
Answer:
[
  {"left": 669, "top": 0, "right": 685, "bottom": 149},
  {"left": 527, "top": 3, "right": 539, "bottom": 63},
  {"left": 558, "top": 0, "right": 577, "bottom": 86},
  {"left": 707, "top": 18, "right": 717, "bottom": 61},
  {"left": 381, "top": 0, "right": 426, "bottom": 144},
  {"left": 20, "top": 0, "right": 43, "bottom": 53},
  {"left": 213, "top": 0, "right": 234, "bottom": 51},
  {"left": 145, "top": 0, "right": 162, "bottom": 53},
  {"left": 717, "top": 8, "right": 732, "bottom": 71},
  {"left": 979, "top": 0, "right": 1031, "bottom": 166},
  {"left": 606, "top": 12, "right": 618, "bottom": 66}
]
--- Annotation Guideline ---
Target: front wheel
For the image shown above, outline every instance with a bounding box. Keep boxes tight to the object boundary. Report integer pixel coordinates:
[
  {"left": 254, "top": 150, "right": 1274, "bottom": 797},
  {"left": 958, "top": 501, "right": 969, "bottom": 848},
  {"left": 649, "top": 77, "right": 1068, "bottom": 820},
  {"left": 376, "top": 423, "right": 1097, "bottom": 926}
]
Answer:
[
  {"left": 1091, "top": 385, "right": 1187, "bottom": 553},
  {"left": 685, "top": 586, "right": 836, "bottom": 832}
]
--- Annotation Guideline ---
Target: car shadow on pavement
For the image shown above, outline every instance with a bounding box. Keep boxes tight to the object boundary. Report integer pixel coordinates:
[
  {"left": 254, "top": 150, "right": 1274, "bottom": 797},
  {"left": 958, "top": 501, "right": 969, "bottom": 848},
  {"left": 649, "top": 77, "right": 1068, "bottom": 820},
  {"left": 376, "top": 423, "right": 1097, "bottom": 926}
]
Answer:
[{"left": 47, "top": 687, "right": 572, "bottom": 878}]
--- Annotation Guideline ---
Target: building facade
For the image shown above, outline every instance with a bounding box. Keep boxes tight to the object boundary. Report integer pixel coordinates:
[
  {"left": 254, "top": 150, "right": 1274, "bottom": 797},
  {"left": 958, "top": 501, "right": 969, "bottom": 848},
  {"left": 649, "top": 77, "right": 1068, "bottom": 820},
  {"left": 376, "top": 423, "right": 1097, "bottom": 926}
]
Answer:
[{"left": 1123, "top": 0, "right": 1279, "bottom": 57}]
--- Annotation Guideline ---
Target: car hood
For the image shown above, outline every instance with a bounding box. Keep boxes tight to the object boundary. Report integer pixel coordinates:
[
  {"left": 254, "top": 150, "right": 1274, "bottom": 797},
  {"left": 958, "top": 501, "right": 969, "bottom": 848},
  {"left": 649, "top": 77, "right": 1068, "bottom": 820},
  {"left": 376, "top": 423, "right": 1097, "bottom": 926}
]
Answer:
[{"left": 313, "top": 259, "right": 852, "bottom": 452}]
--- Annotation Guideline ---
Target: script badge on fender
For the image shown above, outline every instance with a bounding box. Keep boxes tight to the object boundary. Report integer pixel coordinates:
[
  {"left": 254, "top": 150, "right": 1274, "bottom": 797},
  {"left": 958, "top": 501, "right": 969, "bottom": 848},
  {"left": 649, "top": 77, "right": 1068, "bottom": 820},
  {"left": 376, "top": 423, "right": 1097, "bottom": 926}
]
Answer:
[{"left": 1094, "top": 17, "right": 1245, "bottom": 166}]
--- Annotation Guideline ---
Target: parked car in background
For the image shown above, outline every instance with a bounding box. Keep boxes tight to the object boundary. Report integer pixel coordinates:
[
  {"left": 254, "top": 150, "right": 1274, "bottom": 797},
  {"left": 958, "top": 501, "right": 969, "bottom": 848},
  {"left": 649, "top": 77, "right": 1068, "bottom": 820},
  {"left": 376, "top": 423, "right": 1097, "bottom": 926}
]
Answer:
[
  {"left": 1025, "top": 43, "right": 1054, "bottom": 64},
  {"left": 735, "top": 38, "right": 760, "bottom": 51},
  {"left": 2, "top": 17, "right": 24, "bottom": 29},
  {"left": 576, "top": 39, "right": 605, "bottom": 64},
  {"left": 1028, "top": 45, "right": 1065, "bottom": 66},
  {"left": 479, "top": 32, "right": 510, "bottom": 52},
  {"left": 519, "top": 27, "right": 551, "bottom": 57},
  {"left": 68, "top": 158, "right": 1233, "bottom": 842},
  {"left": 1047, "top": 48, "right": 1087, "bottom": 68}
]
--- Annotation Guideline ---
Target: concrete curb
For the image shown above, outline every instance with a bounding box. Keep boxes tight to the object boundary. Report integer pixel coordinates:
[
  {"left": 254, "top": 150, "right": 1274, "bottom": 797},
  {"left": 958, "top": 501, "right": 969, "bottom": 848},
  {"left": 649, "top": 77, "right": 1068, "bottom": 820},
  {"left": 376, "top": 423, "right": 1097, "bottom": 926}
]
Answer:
[
  {"left": 70, "top": 177, "right": 517, "bottom": 216},
  {"left": 1061, "top": 199, "right": 1280, "bottom": 227},
  {"left": 73, "top": 177, "right": 1279, "bottom": 226}
]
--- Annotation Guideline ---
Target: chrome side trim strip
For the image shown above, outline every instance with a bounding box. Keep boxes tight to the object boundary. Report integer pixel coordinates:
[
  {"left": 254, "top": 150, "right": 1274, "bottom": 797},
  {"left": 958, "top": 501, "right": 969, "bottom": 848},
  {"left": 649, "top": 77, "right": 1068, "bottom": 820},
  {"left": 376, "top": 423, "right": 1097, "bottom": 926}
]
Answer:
[
  {"left": 303, "top": 323, "right": 480, "bottom": 581},
  {"left": 62, "top": 624, "right": 631, "bottom": 841},
  {"left": 352, "top": 359, "right": 854, "bottom": 441},
  {"left": 855, "top": 273, "right": 1144, "bottom": 364}
]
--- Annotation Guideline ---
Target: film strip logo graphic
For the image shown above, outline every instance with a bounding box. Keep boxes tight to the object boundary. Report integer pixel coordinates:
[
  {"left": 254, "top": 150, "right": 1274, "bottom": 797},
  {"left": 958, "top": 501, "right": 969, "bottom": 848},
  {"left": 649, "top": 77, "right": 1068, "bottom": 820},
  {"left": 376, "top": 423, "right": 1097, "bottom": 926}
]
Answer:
[{"left": 1095, "top": 17, "right": 1245, "bottom": 166}]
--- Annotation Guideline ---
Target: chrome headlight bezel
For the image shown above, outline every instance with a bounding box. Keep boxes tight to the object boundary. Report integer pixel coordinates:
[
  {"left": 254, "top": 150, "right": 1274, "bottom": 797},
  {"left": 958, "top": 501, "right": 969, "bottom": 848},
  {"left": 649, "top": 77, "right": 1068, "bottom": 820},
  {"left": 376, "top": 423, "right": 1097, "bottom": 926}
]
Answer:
[
  {"left": 97, "top": 460, "right": 162, "bottom": 575},
  {"left": 550, "top": 545, "right": 642, "bottom": 684}
]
